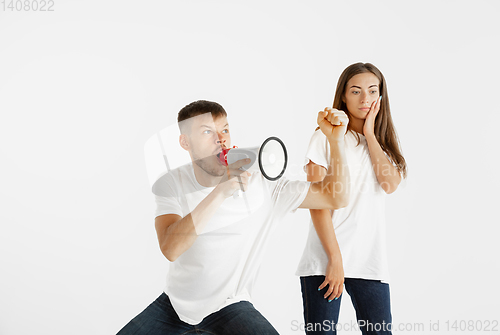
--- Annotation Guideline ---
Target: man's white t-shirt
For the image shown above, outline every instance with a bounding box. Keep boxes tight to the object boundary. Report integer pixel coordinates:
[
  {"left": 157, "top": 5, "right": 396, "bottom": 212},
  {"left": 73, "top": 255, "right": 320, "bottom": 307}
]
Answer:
[
  {"left": 153, "top": 164, "right": 310, "bottom": 324},
  {"left": 296, "top": 129, "right": 391, "bottom": 283}
]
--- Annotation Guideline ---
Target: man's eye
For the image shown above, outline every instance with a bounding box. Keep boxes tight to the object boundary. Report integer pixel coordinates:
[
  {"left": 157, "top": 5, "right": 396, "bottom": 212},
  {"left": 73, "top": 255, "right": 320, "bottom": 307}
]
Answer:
[
  {"left": 203, "top": 130, "right": 211, "bottom": 134},
  {"left": 222, "top": 129, "right": 229, "bottom": 134}
]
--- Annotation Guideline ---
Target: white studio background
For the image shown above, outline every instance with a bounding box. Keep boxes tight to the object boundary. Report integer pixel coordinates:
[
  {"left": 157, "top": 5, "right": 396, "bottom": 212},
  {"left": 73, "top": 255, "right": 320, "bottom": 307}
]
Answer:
[{"left": 1, "top": 1, "right": 499, "bottom": 334}]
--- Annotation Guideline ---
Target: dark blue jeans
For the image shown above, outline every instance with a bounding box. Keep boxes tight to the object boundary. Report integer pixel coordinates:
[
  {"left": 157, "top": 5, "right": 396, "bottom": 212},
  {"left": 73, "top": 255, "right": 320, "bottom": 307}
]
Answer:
[
  {"left": 117, "top": 292, "right": 279, "bottom": 335},
  {"left": 300, "top": 276, "right": 392, "bottom": 335}
]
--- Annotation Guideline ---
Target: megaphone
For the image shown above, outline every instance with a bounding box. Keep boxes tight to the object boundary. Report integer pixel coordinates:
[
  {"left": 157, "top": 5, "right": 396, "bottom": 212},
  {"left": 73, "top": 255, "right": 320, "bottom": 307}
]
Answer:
[
  {"left": 218, "top": 136, "right": 288, "bottom": 180},
  {"left": 146, "top": 126, "right": 287, "bottom": 196},
  {"left": 217, "top": 136, "right": 288, "bottom": 198}
]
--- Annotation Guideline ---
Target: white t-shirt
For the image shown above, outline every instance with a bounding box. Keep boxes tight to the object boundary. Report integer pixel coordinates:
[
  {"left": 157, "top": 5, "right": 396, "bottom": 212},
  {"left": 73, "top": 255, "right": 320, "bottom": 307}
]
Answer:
[
  {"left": 153, "top": 164, "right": 310, "bottom": 324},
  {"left": 296, "top": 130, "right": 391, "bottom": 283}
]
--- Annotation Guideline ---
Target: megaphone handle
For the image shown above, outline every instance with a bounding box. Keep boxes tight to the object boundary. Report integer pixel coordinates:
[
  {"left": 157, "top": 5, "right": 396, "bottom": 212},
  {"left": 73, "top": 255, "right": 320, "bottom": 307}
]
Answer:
[
  {"left": 233, "top": 175, "right": 245, "bottom": 199},
  {"left": 233, "top": 175, "right": 251, "bottom": 215}
]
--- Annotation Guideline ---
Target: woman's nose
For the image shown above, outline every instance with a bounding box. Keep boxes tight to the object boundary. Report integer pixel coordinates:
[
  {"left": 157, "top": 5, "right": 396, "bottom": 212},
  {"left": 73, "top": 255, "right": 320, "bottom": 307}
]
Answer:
[{"left": 361, "top": 93, "right": 370, "bottom": 104}]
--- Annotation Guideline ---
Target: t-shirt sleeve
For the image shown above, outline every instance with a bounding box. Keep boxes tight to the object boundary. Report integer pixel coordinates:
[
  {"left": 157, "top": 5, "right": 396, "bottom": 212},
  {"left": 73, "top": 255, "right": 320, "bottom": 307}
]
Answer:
[
  {"left": 155, "top": 194, "right": 183, "bottom": 218},
  {"left": 153, "top": 172, "right": 184, "bottom": 218},
  {"left": 303, "top": 129, "right": 329, "bottom": 172},
  {"left": 271, "top": 177, "right": 311, "bottom": 216}
]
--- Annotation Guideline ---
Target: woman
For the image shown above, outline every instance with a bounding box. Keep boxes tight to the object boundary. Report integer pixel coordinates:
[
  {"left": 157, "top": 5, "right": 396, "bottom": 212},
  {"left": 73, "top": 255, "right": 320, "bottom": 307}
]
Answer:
[{"left": 296, "top": 63, "right": 407, "bottom": 335}]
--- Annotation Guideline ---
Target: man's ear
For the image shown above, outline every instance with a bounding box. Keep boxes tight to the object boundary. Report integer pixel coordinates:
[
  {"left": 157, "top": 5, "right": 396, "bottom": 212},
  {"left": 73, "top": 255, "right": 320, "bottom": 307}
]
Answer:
[{"left": 179, "top": 134, "right": 190, "bottom": 151}]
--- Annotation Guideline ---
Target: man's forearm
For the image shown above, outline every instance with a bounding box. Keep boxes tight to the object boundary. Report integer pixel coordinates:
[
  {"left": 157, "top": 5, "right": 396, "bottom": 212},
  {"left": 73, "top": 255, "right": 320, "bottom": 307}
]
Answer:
[
  {"left": 160, "top": 187, "right": 226, "bottom": 261},
  {"left": 321, "top": 140, "right": 349, "bottom": 208}
]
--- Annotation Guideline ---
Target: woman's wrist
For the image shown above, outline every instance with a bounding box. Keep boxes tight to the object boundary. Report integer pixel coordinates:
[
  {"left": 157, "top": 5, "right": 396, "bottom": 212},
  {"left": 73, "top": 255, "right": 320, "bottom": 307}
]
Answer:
[
  {"left": 364, "top": 133, "right": 378, "bottom": 145},
  {"left": 327, "top": 249, "right": 343, "bottom": 261}
]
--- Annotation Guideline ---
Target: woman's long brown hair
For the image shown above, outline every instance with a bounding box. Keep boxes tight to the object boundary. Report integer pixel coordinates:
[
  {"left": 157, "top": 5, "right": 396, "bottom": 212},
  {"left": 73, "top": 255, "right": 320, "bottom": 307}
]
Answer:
[{"left": 317, "top": 62, "right": 407, "bottom": 178}]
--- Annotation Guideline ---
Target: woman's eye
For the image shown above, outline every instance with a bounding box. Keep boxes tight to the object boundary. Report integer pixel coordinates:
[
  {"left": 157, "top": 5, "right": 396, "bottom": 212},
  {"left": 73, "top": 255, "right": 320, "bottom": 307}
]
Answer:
[
  {"left": 203, "top": 130, "right": 211, "bottom": 134},
  {"left": 352, "top": 91, "right": 360, "bottom": 95},
  {"left": 222, "top": 129, "right": 229, "bottom": 134},
  {"left": 370, "top": 90, "right": 378, "bottom": 94}
]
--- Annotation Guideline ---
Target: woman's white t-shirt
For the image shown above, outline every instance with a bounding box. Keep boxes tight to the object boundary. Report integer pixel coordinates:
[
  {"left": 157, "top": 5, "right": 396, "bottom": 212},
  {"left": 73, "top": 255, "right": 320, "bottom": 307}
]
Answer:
[
  {"left": 154, "top": 164, "right": 310, "bottom": 324},
  {"left": 296, "top": 129, "right": 391, "bottom": 283}
]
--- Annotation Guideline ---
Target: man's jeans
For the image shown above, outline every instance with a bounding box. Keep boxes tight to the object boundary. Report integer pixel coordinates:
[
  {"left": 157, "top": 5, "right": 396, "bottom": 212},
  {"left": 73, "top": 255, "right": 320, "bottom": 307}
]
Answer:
[
  {"left": 300, "top": 276, "right": 392, "bottom": 335},
  {"left": 117, "top": 292, "right": 279, "bottom": 335}
]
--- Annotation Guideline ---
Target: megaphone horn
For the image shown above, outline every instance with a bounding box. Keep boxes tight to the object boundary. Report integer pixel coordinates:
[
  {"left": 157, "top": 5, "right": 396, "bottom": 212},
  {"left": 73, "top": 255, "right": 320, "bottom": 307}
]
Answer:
[
  {"left": 223, "top": 136, "right": 288, "bottom": 182},
  {"left": 258, "top": 136, "right": 287, "bottom": 181}
]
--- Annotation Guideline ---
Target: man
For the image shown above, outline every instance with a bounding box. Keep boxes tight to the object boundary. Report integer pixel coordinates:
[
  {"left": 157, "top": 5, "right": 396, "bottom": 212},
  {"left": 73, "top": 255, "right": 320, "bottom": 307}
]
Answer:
[{"left": 118, "top": 100, "right": 350, "bottom": 334}]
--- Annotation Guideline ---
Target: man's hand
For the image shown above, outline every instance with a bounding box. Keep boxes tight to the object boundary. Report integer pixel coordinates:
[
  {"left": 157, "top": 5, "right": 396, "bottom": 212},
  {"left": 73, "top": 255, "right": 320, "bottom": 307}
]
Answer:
[
  {"left": 317, "top": 107, "right": 349, "bottom": 142},
  {"left": 216, "top": 158, "right": 252, "bottom": 198},
  {"left": 299, "top": 108, "right": 350, "bottom": 210}
]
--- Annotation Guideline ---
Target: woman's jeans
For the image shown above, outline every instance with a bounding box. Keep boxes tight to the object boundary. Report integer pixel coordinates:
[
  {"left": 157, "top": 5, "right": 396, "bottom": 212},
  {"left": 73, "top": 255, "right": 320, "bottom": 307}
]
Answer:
[
  {"left": 300, "top": 276, "right": 392, "bottom": 335},
  {"left": 116, "top": 292, "right": 279, "bottom": 335}
]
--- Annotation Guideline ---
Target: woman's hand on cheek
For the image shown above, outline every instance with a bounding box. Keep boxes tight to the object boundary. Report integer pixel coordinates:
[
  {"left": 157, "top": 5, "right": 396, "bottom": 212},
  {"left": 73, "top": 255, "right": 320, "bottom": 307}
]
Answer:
[{"left": 363, "top": 96, "right": 382, "bottom": 137}]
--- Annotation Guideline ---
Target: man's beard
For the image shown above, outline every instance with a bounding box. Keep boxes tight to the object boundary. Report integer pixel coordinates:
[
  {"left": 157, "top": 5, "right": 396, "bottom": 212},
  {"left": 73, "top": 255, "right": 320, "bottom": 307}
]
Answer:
[{"left": 193, "top": 155, "right": 225, "bottom": 177}]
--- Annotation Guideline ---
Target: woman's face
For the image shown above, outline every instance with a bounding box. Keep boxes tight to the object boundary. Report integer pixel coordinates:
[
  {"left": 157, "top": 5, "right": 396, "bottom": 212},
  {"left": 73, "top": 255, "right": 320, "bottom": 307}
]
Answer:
[{"left": 343, "top": 72, "right": 381, "bottom": 121}]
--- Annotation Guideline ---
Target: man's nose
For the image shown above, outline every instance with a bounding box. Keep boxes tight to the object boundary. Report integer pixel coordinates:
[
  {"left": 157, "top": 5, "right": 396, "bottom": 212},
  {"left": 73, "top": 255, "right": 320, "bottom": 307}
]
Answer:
[{"left": 216, "top": 134, "right": 226, "bottom": 145}]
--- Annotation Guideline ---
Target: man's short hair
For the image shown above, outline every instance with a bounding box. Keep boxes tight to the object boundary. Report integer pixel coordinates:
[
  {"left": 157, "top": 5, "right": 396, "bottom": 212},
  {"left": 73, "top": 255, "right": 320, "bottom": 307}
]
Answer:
[{"left": 177, "top": 100, "right": 227, "bottom": 134}]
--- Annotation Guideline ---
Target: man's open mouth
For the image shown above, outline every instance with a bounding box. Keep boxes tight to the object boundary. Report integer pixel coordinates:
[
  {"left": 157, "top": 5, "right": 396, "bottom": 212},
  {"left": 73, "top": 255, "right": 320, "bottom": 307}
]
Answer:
[{"left": 216, "top": 148, "right": 230, "bottom": 166}]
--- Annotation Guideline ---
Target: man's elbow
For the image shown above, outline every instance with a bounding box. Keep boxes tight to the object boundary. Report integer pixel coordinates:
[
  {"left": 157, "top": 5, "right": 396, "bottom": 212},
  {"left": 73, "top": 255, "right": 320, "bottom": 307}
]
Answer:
[
  {"left": 327, "top": 193, "right": 349, "bottom": 210},
  {"left": 165, "top": 253, "right": 177, "bottom": 262},
  {"left": 160, "top": 244, "right": 179, "bottom": 262},
  {"left": 331, "top": 199, "right": 349, "bottom": 209}
]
